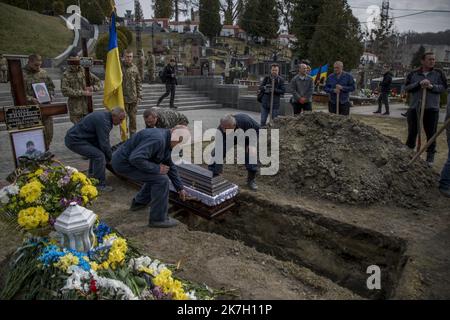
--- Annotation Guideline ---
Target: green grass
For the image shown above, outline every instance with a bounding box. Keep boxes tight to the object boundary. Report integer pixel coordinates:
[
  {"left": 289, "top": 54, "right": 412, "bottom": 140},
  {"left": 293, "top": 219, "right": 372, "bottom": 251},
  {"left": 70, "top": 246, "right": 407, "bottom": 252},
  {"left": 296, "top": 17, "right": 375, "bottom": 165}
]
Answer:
[{"left": 0, "top": 2, "right": 73, "bottom": 58}]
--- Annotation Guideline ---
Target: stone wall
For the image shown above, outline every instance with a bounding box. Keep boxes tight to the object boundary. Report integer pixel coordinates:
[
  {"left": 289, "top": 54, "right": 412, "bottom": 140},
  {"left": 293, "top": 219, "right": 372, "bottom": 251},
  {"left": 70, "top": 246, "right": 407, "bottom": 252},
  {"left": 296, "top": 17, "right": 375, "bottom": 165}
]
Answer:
[{"left": 178, "top": 75, "right": 294, "bottom": 115}]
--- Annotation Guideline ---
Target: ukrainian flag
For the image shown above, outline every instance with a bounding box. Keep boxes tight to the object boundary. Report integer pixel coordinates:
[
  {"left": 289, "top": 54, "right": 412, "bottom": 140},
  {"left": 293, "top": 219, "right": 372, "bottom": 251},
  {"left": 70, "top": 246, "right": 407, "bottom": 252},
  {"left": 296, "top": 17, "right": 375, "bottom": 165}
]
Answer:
[
  {"left": 310, "top": 67, "right": 320, "bottom": 82},
  {"left": 103, "top": 10, "right": 127, "bottom": 141},
  {"left": 319, "top": 64, "right": 328, "bottom": 82}
]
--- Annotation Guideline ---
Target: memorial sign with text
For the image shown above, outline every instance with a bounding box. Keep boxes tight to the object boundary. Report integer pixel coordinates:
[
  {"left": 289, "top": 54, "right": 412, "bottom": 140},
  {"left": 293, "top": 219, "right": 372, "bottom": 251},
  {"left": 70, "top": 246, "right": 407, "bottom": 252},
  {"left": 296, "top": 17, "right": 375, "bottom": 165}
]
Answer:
[{"left": 4, "top": 105, "right": 43, "bottom": 131}]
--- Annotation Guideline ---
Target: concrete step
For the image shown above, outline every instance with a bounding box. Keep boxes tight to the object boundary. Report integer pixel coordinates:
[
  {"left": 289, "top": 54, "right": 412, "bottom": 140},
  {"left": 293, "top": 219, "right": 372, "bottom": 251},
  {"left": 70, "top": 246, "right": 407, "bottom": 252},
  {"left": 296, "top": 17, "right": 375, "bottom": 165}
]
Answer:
[
  {"left": 0, "top": 88, "right": 200, "bottom": 99},
  {"left": 0, "top": 94, "right": 212, "bottom": 106}
]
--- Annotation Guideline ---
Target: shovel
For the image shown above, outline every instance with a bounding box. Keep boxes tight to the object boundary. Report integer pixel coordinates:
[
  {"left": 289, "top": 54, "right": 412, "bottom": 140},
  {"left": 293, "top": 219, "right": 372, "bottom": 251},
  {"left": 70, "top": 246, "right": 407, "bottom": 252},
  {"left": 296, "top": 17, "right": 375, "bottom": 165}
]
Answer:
[
  {"left": 268, "top": 77, "right": 275, "bottom": 124},
  {"left": 416, "top": 88, "right": 427, "bottom": 152},
  {"left": 336, "top": 91, "right": 340, "bottom": 115},
  {"left": 400, "top": 116, "right": 450, "bottom": 172}
]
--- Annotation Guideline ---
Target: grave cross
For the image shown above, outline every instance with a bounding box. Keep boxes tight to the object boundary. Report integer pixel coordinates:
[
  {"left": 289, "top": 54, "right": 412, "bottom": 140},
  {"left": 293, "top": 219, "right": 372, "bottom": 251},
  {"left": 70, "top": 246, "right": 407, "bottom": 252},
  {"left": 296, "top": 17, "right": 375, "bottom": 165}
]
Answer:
[
  {"left": 0, "top": 57, "right": 68, "bottom": 127},
  {"left": 66, "top": 38, "right": 103, "bottom": 113}
]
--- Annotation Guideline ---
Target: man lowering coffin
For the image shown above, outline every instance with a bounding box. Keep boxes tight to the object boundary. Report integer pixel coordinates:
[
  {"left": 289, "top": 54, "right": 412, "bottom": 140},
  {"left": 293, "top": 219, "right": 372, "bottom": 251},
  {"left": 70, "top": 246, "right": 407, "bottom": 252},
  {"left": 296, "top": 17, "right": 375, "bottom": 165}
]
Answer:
[
  {"left": 208, "top": 114, "right": 260, "bottom": 191},
  {"left": 111, "top": 125, "right": 189, "bottom": 228},
  {"left": 65, "top": 108, "right": 126, "bottom": 192}
]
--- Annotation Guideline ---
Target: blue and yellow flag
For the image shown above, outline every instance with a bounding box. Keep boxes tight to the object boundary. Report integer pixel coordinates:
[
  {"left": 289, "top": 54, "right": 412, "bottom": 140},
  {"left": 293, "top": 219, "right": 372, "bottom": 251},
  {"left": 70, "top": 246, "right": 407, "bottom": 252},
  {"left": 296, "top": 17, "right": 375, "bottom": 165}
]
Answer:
[
  {"left": 310, "top": 67, "right": 320, "bottom": 81},
  {"left": 103, "top": 10, "right": 127, "bottom": 141},
  {"left": 319, "top": 64, "right": 328, "bottom": 82}
]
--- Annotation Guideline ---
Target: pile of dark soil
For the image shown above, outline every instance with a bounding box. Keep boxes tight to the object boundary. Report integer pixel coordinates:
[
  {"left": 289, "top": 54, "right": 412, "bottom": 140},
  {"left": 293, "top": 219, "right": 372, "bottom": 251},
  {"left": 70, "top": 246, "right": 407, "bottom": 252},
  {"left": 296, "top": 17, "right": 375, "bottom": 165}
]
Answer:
[{"left": 267, "top": 112, "right": 438, "bottom": 207}]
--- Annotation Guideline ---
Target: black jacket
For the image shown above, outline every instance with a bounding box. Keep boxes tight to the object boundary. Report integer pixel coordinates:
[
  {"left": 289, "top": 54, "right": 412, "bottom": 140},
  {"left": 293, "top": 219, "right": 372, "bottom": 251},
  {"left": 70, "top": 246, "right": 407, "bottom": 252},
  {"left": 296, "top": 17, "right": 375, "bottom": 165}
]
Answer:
[
  {"left": 162, "top": 64, "right": 177, "bottom": 85},
  {"left": 379, "top": 71, "right": 393, "bottom": 93},
  {"left": 259, "top": 75, "right": 286, "bottom": 96}
]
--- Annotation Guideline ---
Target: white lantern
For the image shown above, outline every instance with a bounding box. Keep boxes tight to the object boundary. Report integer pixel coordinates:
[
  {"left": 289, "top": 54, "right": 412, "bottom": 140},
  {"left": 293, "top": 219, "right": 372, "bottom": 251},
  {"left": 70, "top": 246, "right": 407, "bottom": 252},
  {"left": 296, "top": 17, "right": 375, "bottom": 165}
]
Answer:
[{"left": 54, "top": 202, "right": 97, "bottom": 253}]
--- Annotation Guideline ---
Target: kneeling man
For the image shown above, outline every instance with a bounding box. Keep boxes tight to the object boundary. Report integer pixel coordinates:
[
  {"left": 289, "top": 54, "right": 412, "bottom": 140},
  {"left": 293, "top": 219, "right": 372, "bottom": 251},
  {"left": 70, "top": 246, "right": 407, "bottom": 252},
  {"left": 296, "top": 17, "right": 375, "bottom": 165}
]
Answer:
[
  {"left": 112, "top": 125, "right": 189, "bottom": 228},
  {"left": 65, "top": 107, "right": 125, "bottom": 192}
]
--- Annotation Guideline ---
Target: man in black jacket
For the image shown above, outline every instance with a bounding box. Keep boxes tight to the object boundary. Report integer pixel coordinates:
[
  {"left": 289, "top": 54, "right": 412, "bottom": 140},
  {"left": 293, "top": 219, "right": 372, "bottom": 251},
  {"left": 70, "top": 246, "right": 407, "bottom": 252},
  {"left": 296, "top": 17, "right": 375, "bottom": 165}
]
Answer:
[
  {"left": 259, "top": 64, "right": 286, "bottom": 126},
  {"left": 157, "top": 58, "right": 178, "bottom": 109},
  {"left": 374, "top": 65, "right": 393, "bottom": 115}
]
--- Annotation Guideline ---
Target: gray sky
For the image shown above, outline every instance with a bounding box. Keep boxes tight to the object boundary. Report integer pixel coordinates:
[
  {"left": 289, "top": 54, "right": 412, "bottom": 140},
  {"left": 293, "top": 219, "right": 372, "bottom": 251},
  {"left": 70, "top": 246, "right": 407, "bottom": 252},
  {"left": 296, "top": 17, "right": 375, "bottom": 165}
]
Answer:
[{"left": 115, "top": 0, "right": 450, "bottom": 33}]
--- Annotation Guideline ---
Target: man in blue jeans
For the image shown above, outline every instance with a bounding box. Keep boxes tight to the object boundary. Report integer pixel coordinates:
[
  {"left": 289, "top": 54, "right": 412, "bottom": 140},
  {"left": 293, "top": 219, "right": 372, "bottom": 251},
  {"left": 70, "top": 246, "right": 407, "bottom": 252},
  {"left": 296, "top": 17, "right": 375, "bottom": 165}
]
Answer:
[
  {"left": 112, "top": 126, "right": 189, "bottom": 228},
  {"left": 208, "top": 114, "right": 260, "bottom": 191},
  {"left": 65, "top": 108, "right": 125, "bottom": 192},
  {"left": 439, "top": 95, "right": 450, "bottom": 198}
]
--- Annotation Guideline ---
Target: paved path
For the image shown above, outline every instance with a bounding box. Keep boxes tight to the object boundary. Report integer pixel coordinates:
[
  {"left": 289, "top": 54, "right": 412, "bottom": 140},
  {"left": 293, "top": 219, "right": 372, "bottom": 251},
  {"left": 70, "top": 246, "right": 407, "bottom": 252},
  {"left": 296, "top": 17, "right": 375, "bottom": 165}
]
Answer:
[
  {"left": 350, "top": 103, "right": 447, "bottom": 122},
  {"left": 0, "top": 108, "right": 260, "bottom": 180}
]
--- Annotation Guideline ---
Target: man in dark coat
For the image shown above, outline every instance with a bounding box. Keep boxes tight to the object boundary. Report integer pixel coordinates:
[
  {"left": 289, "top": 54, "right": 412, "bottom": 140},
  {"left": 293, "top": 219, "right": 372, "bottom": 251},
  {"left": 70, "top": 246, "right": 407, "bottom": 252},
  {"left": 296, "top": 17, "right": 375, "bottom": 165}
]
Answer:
[
  {"left": 208, "top": 114, "right": 260, "bottom": 191},
  {"left": 374, "top": 65, "right": 393, "bottom": 115},
  {"left": 259, "top": 64, "right": 286, "bottom": 126},
  {"left": 65, "top": 108, "right": 125, "bottom": 192},
  {"left": 405, "top": 52, "right": 448, "bottom": 166},
  {"left": 157, "top": 58, "right": 178, "bottom": 109},
  {"left": 112, "top": 126, "right": 189, "bottom": 228}
]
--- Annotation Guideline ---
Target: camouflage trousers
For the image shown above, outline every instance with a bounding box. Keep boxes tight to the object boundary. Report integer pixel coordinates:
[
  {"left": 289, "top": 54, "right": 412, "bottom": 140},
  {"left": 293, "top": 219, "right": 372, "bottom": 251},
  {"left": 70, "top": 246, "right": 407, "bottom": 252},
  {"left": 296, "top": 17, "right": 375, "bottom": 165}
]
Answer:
[
  {"left": 69, "top": 112, "right": 88, "bottom": 125},
  {"left": 125, "top": 102, "right": 138, "bottom": 136},
  {"left": 42, "top": 116, "right": 53, "bottom": 149}
]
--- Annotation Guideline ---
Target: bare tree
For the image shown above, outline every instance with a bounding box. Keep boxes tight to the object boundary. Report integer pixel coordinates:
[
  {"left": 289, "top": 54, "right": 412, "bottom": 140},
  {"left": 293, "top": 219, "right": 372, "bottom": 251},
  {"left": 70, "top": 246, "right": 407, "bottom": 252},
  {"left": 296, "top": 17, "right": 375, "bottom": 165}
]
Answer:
[{"left": 276, "top": 0, "right": 293, "bottom": 32}]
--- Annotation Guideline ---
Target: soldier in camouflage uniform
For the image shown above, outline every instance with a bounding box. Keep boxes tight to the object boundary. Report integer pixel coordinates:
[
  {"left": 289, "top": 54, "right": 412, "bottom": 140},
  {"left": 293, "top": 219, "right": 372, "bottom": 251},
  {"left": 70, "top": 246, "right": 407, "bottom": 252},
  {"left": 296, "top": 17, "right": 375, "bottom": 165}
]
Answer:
[
  {"left": 146, "top": 51, "right": 155, "bottom": 83},
  {"left": 143, "top": 107, "right": 189, "bottom": 129},
  {"left": 122, "top": 49, "right": 142, "bottom": 136},
  {"left": 23, "top": 54, "right": 55, "bottom": 149},
  {"left": 62, "top": 53, "right": 102, "bottom": 124},
  {"left": 137, "top": 49, "right": 145, "bottom": 80},
  {"left": 0, "top": 54, "right": 8, "bottom": 83}
]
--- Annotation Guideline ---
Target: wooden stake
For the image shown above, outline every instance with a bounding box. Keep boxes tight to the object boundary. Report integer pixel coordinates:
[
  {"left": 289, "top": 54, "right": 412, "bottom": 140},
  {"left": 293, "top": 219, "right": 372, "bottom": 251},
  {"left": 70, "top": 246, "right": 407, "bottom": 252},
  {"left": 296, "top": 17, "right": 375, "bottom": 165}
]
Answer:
[
  {"left": 417, "top": 88, "right": 427, "bottom": 152},
  {"left": 336, "top": 91, "right": 340, "bottom": 115},
  {"left": 81, "top": 38, "right": 94, "bottom": 114},
  {"left": 269, "top": 77, "right": 275, "bottom": 124},
  {"left": 407, "top": 116, "right": 450, "bottom": 168}
]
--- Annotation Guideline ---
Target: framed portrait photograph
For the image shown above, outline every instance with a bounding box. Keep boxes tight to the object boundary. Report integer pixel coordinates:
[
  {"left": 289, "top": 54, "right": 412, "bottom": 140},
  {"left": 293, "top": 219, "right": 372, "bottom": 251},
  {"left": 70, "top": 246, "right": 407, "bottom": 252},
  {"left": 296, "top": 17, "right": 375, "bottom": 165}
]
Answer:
[
  {"left": 32, "top": 82, "right": 51, "bottom": 104},
  {"left": 10, "top": 127, "right": 46, "bottom": 167}
]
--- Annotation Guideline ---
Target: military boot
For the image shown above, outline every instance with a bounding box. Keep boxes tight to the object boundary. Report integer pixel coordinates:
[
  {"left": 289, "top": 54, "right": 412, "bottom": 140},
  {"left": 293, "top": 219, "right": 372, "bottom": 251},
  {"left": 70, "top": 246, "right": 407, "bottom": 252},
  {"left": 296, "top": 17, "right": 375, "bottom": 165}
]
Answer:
[{"left": 247, "top": 171, "right": 258, "bottom": 191}]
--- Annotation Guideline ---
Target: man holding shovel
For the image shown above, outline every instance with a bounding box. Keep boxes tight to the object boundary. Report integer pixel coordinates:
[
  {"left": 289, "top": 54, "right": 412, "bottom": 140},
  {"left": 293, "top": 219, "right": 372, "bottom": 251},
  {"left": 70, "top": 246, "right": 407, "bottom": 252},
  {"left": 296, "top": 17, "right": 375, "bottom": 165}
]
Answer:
[
  {"left": 259, "top": 64, "right": 286, "bottom": 126},
  {"left": 405, "top": 52, "right": 448, "bottom": 166},
  {"left": 324, "top": 61, "right": 355, "bottom": 116}
]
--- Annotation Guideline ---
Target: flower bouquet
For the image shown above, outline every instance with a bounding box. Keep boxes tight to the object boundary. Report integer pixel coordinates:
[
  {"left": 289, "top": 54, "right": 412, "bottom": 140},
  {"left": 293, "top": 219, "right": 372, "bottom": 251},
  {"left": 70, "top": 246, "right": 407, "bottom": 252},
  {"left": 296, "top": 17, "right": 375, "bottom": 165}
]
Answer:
[
  {"left": 0, "top": 222, "right": 214, "bottom": 300},
  {"left": 0, "top": 163, "right": 98, "bottom": 236}
]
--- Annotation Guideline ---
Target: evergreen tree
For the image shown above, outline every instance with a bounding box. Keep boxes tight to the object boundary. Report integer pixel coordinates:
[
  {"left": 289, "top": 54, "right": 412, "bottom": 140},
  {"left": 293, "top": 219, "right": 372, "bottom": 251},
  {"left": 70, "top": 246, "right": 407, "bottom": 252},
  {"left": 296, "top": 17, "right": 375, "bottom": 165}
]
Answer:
[
  {"left": 154, "top": 0, "right": 173, "bottom": 18},
  {"left": 239, "top": 0, "right": 260, "bottom": 39},
  {"left": 199, "top": 0, "right": 221, "bottom": 42},
  {"left": 291, "top": 0, "right": 324, "bottom": 59},
  {"left": 257, "top": 0, "right": 279, "bottom": 41},
  {"left": 411, "top": 45, "right": 426, "bottom": 68},
  {"left": 308, "top": 0, "right": 363, "bottom": 70},
  {"left": 240, "top": 0, "right": 278, "bottom": 41}
]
